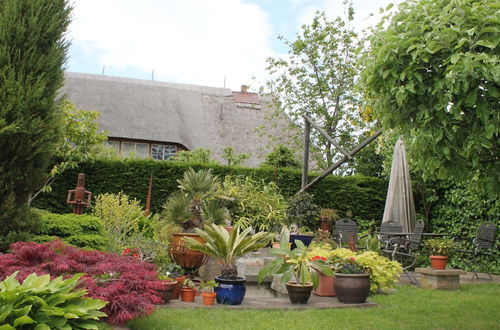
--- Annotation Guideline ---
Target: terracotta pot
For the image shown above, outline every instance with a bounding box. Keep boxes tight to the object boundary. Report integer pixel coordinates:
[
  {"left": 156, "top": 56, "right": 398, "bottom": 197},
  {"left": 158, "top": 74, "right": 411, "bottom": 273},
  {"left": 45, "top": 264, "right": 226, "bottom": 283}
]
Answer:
[
  {"left": 180, "top": 288, "right": 196, "bottom": 302},
  {"left": 286, "top": 282, "right": 313, "bottom": 304},
  {"left": 430, "top": 255, "right": 448, "bottom": 270},
  {"left": 319, "top": 219, "right": 331, "bottom": 232},
  {"left": 158, "top": 282, "right": 177, "bottom": 304},
  {"left": 202, "top": 292, "right": 217, "bottom": 306},
  {"left": 313, "top": 269, "right": 336, "bottom": 297},
  {"left": 171, "top": 276, "right": 186, "bottom": 300},
  {"left": 334, "top": 273, "right": 370, "bottom": 304},
  {"left": 169, "top": 233, "right": 207, "bottom": 271}
]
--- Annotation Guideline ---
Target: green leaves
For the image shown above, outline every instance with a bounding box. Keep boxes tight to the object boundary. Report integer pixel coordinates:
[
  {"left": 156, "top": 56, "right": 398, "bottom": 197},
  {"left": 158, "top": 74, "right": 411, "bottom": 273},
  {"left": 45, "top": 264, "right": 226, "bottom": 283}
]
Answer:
[
  {"left": 361, "top": 0, "right": 500, "bottom": 195},
  {"left": 0, "top": 272, "right": 107, "bottom": 329}
]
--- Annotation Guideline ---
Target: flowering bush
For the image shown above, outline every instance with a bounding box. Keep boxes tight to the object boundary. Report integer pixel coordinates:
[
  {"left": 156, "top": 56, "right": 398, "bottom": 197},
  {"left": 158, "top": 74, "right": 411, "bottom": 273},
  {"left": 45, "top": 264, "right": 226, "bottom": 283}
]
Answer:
[{"left": 0, "top": 240, "right": 165, "bottom": 325}]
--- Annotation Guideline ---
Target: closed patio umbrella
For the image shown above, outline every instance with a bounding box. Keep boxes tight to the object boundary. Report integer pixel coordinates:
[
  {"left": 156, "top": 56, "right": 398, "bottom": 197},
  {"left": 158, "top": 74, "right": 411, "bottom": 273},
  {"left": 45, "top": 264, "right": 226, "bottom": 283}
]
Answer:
[{"left": 382, "top": 139, "right": 416, "bottom": 233}]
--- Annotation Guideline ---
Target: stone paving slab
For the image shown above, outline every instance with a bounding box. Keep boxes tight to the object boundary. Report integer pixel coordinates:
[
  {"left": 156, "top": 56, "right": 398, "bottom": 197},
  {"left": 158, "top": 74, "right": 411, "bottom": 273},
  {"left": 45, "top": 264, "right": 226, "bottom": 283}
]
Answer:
[{"left": 158, "top": 294, "right": 376, "bottom": 310}]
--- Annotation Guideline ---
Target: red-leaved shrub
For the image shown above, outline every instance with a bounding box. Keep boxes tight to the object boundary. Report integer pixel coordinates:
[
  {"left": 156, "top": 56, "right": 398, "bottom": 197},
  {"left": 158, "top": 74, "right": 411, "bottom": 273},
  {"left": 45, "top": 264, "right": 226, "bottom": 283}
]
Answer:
[{"left": 0, "top": 240, "right": 165, "bottom": 325}]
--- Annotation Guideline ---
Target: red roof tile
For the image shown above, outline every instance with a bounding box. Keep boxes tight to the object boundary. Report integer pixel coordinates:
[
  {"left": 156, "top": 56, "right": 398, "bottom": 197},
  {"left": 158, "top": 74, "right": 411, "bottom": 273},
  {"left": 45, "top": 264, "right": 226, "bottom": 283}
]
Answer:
[{"left": 232, "top": 91, "right": 260, "bottom": 104}]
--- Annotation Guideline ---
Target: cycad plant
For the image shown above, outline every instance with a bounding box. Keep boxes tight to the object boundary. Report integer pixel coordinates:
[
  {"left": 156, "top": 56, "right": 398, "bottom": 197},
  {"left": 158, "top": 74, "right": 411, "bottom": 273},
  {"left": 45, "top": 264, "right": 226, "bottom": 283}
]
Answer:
[
  {"left": 162, "top": 169, "right": 228, "bottom": 231},
  {"left": 184, "top": 224, "right": 272, "bottom": 279}
]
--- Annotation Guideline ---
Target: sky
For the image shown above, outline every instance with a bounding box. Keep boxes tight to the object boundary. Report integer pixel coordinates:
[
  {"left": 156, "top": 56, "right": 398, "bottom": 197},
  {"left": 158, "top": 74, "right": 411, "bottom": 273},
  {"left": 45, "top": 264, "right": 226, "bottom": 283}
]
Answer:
[{"left": 67, "top": 0, "right": 401, "bottom": 91}]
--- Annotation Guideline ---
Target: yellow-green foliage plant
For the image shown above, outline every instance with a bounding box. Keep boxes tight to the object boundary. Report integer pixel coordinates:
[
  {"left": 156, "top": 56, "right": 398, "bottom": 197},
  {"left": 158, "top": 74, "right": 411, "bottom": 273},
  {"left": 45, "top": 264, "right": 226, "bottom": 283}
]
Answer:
[
  {"left": 319, "top": 248, "right": 401, "bottom": 293},
  {"left": 354, "top": 251, "right": 402, "bottom": 293},
  {"left": 92, "top": 192, "right": 145, "bottom": 252}
]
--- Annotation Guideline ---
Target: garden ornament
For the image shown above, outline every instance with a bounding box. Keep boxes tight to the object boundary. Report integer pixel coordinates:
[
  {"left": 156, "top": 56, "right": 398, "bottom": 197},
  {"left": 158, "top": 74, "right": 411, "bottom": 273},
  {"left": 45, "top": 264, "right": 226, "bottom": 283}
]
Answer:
[{"left": 66, "top": 173, "right": 91, "bottom": 214}]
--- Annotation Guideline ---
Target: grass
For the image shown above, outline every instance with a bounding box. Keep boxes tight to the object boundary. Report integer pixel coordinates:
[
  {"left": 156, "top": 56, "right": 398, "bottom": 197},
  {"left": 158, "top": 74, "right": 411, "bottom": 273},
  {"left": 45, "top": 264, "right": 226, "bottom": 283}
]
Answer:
[{"left": 127, "top": 284, "right": 500, "bottom": 330}]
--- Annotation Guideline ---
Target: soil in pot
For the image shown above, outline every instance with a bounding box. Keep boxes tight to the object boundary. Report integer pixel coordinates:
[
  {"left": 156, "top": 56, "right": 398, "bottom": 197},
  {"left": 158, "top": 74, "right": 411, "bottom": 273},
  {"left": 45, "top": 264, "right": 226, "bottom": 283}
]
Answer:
[
  {"left": 430, "top": 255, "right": 448, "bottom": 270},
  {"left": 180, "top": 288, "right": 196, "bottom": 302},
  {"left": 214, "top": 276, "right": 246, "bottom": 305},
  {"left": 202, "top": 292, "right": 217, "bottom": 306},
  {"left": 286, "top": 282, "right": 313, "bottom": 304},
  {"left": 334, "top": 273, "right": 370, "bottom": 304}
]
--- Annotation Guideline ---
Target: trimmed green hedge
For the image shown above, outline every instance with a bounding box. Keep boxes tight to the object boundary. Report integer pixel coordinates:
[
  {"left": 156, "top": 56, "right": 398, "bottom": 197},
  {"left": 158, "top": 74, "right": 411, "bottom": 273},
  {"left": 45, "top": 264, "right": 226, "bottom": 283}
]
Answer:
[
  {"left": 32, "top": 211, "right": 107, "bottom": 250},
  {"left": 32, "top": 159, "right": 388, "bottom": 223}
]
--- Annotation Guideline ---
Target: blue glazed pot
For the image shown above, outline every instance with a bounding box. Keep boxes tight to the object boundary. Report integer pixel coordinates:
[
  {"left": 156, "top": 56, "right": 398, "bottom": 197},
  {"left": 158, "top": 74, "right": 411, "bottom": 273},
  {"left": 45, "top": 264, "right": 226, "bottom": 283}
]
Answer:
[
  {"left": 290, "top": 234, "right": 314, "bottom": 249},
  {"left": 214, "top": 276, "right": 246, "bottom": 305}
]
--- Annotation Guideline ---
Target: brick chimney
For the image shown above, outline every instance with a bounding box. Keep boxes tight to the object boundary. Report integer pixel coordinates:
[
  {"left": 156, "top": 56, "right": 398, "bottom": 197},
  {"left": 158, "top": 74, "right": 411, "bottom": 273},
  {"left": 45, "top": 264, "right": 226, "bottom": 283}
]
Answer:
[{"left": 240, "top": 85, "right": 249, "bottom": 93}]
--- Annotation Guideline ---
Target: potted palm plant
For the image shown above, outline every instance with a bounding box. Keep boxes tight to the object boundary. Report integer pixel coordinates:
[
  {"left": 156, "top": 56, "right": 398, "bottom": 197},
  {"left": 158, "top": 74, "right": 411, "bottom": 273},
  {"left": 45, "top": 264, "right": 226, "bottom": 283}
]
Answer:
[
  {"left": 425, "top": 238, "right": 457, "bottom": 270},
  {"left": 163, "top": 168, "right": 229, "bottom": 273},
  {"left": 184, "top": 224, "right": 272, "bottom": 305},
  {"left": 257, "top": 239, "right": 333, "bottom": 304}
]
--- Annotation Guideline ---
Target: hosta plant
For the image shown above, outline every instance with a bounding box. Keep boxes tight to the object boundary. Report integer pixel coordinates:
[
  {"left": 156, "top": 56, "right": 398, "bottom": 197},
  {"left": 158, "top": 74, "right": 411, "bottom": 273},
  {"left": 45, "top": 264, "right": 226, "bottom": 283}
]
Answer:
[
  {"left": 0, "top": 271, "right": 107, "bottom": 329},
  {"left": 0, "top": 240, "right": 164, "bottom": 325}
]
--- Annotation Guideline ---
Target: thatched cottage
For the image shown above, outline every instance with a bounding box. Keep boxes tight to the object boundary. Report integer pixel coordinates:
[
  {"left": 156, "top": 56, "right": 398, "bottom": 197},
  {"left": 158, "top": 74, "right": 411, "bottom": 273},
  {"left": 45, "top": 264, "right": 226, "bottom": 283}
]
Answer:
[{"left": 61, "top": 72, "right": 297, "bottom": 166}]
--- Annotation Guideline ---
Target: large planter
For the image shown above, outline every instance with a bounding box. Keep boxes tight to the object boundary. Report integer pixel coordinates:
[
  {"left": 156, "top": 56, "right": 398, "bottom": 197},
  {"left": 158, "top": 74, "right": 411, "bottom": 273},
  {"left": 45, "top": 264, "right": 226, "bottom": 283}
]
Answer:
[
  {"left": 158, "top": 281, "right": 177, "bottom": 304},
  {"left": 286, "top": 282, "right": 313, "bottom": 304},
  {"left": 334, "top": 273, "right": 370, "bottom": 303},
  {"left": 313, "top": 269, "right": 336, "bottom": 297},
  {"left": 169, "top": 233, "right": 207, "bottom": 272},
  {"left": 214, "top": 276, "right": 246, "bottom": 305},
  {"left": 289, "top": 234, "right": 314, "bottom": 249},
  {"left": 430, "top": 255, "right": 448, "bottom": 270}
]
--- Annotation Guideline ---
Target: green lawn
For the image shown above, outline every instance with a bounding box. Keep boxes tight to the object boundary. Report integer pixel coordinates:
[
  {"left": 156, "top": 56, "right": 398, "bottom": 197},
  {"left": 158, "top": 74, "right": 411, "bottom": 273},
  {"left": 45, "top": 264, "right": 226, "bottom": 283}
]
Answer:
[{"left": 127, "top": 284, "right": 500, "bottom": 330}]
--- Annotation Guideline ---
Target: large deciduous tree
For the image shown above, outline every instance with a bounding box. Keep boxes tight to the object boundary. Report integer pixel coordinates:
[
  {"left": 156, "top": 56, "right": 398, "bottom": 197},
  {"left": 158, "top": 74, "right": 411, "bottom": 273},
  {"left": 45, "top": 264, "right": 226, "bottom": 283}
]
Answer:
[
  {"left": 265, "top": 4, "right": 365, "bottom": 170},
  {"left": 0, "top": 0, "right": 72, "bottom": 248},
  {"left": 362, "top": 0, "right": 499, "bottom": 194}
]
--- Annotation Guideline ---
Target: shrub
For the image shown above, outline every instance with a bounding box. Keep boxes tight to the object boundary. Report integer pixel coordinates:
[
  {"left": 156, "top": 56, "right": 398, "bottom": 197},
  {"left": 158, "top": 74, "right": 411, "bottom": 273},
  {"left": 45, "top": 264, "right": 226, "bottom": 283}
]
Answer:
[
  {"left": 32, "top": 211, "right": 107, "bottom": 250},
  {"left": 0, "top": 240, "right": 164, "bottom": 325},
  {"left": 222, "top": 175, "right": 288, "bottom": 232},
  {"left": 92, "top": 192, "right": 148, "bottom": 252},
  {"left": 0, "top": 271, "right": 107, "bottom": 329},
  {"left": 286, "top": 191, "right": 320, "bottom": 230}
]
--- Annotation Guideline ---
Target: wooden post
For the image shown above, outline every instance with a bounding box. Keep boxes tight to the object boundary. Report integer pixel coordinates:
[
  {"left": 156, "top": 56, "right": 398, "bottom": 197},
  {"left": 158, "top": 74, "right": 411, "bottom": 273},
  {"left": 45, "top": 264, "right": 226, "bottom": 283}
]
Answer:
[
  {"left": 301, "top": 130, "right": 382, "bottom": 192},
  {"left": 145, "top": 173, "right": 153, "bottom": 216},
  {"left": 301, "top": 115, "right": 311, "bottom": 189}
]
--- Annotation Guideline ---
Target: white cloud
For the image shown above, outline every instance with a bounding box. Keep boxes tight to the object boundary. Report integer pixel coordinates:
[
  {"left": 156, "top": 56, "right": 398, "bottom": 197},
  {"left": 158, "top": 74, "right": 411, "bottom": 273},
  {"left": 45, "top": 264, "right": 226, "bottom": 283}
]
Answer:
[{"left": 69, "top": 0, "right": 274, "bottom": 90}]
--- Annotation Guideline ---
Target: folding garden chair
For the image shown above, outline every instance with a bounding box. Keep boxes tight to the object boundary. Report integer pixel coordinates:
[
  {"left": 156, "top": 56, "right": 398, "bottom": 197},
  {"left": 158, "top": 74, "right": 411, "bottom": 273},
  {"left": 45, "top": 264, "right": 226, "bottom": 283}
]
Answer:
[
  {"left": 377, "top": 221, "right": 403, "bottom": 250},
  {"left": 459, "top": 222, "right": 497, "bottom": 280},
  {"left": 381, "top": 220, "right": 425, "bottom": 285}
]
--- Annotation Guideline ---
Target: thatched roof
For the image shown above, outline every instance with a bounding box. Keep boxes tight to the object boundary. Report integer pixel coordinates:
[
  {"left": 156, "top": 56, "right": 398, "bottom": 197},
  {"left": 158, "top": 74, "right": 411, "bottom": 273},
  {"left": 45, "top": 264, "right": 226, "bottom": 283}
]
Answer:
[{"left": 61, "top": 72, "right": 296, "bottom": 166}]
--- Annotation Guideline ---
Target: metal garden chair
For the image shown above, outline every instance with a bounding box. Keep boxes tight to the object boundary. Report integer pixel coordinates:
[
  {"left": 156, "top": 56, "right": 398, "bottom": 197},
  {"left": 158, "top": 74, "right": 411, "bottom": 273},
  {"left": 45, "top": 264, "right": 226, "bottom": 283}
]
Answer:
[
  {"left": 458, "top": 222, "right": 497, "bottom": 280},
  {"left": 377, "top": 221, "right": 403, "bottom": 250},
  {"left": 381, "top": 219, "right": 425, "bottom": 285},
  {"left": 334, "top": 218, "right": 358, "bottom": 250}
]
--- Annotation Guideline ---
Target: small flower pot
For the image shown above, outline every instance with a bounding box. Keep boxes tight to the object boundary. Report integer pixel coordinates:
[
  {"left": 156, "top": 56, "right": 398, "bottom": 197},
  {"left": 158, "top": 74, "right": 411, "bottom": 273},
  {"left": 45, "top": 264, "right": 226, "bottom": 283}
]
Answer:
[
  {"left": 201, "top": 292, "right": 217, "bottom": 306},
  {"left": 286, "top": 282, "right": 313, "bottom": 304},
  {"left": 319, "top": 219, "right": 331, "bottom": 232},
  {"left": 430, "top": 255, "right": 448, "bottom": 270},
  {"left": 180, "top": 288, "right": 196, "bottom": 302},
  {"left": 171, "top": 276, "right": 186, "bottom": 300}
]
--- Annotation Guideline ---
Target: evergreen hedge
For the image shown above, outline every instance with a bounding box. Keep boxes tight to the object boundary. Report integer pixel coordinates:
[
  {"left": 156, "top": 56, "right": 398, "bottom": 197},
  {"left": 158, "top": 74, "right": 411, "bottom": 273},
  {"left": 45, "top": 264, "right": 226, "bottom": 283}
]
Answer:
[{"left": 32, "top": 159, "right": 388, "bottom": 223}]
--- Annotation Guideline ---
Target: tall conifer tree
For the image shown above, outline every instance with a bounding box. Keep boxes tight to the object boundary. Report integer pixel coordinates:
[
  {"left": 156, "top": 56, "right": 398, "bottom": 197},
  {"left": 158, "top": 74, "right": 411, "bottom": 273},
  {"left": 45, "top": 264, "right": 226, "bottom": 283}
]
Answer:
[{"left": 0, "top": 0, "right": 71, "bottom": 249}]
